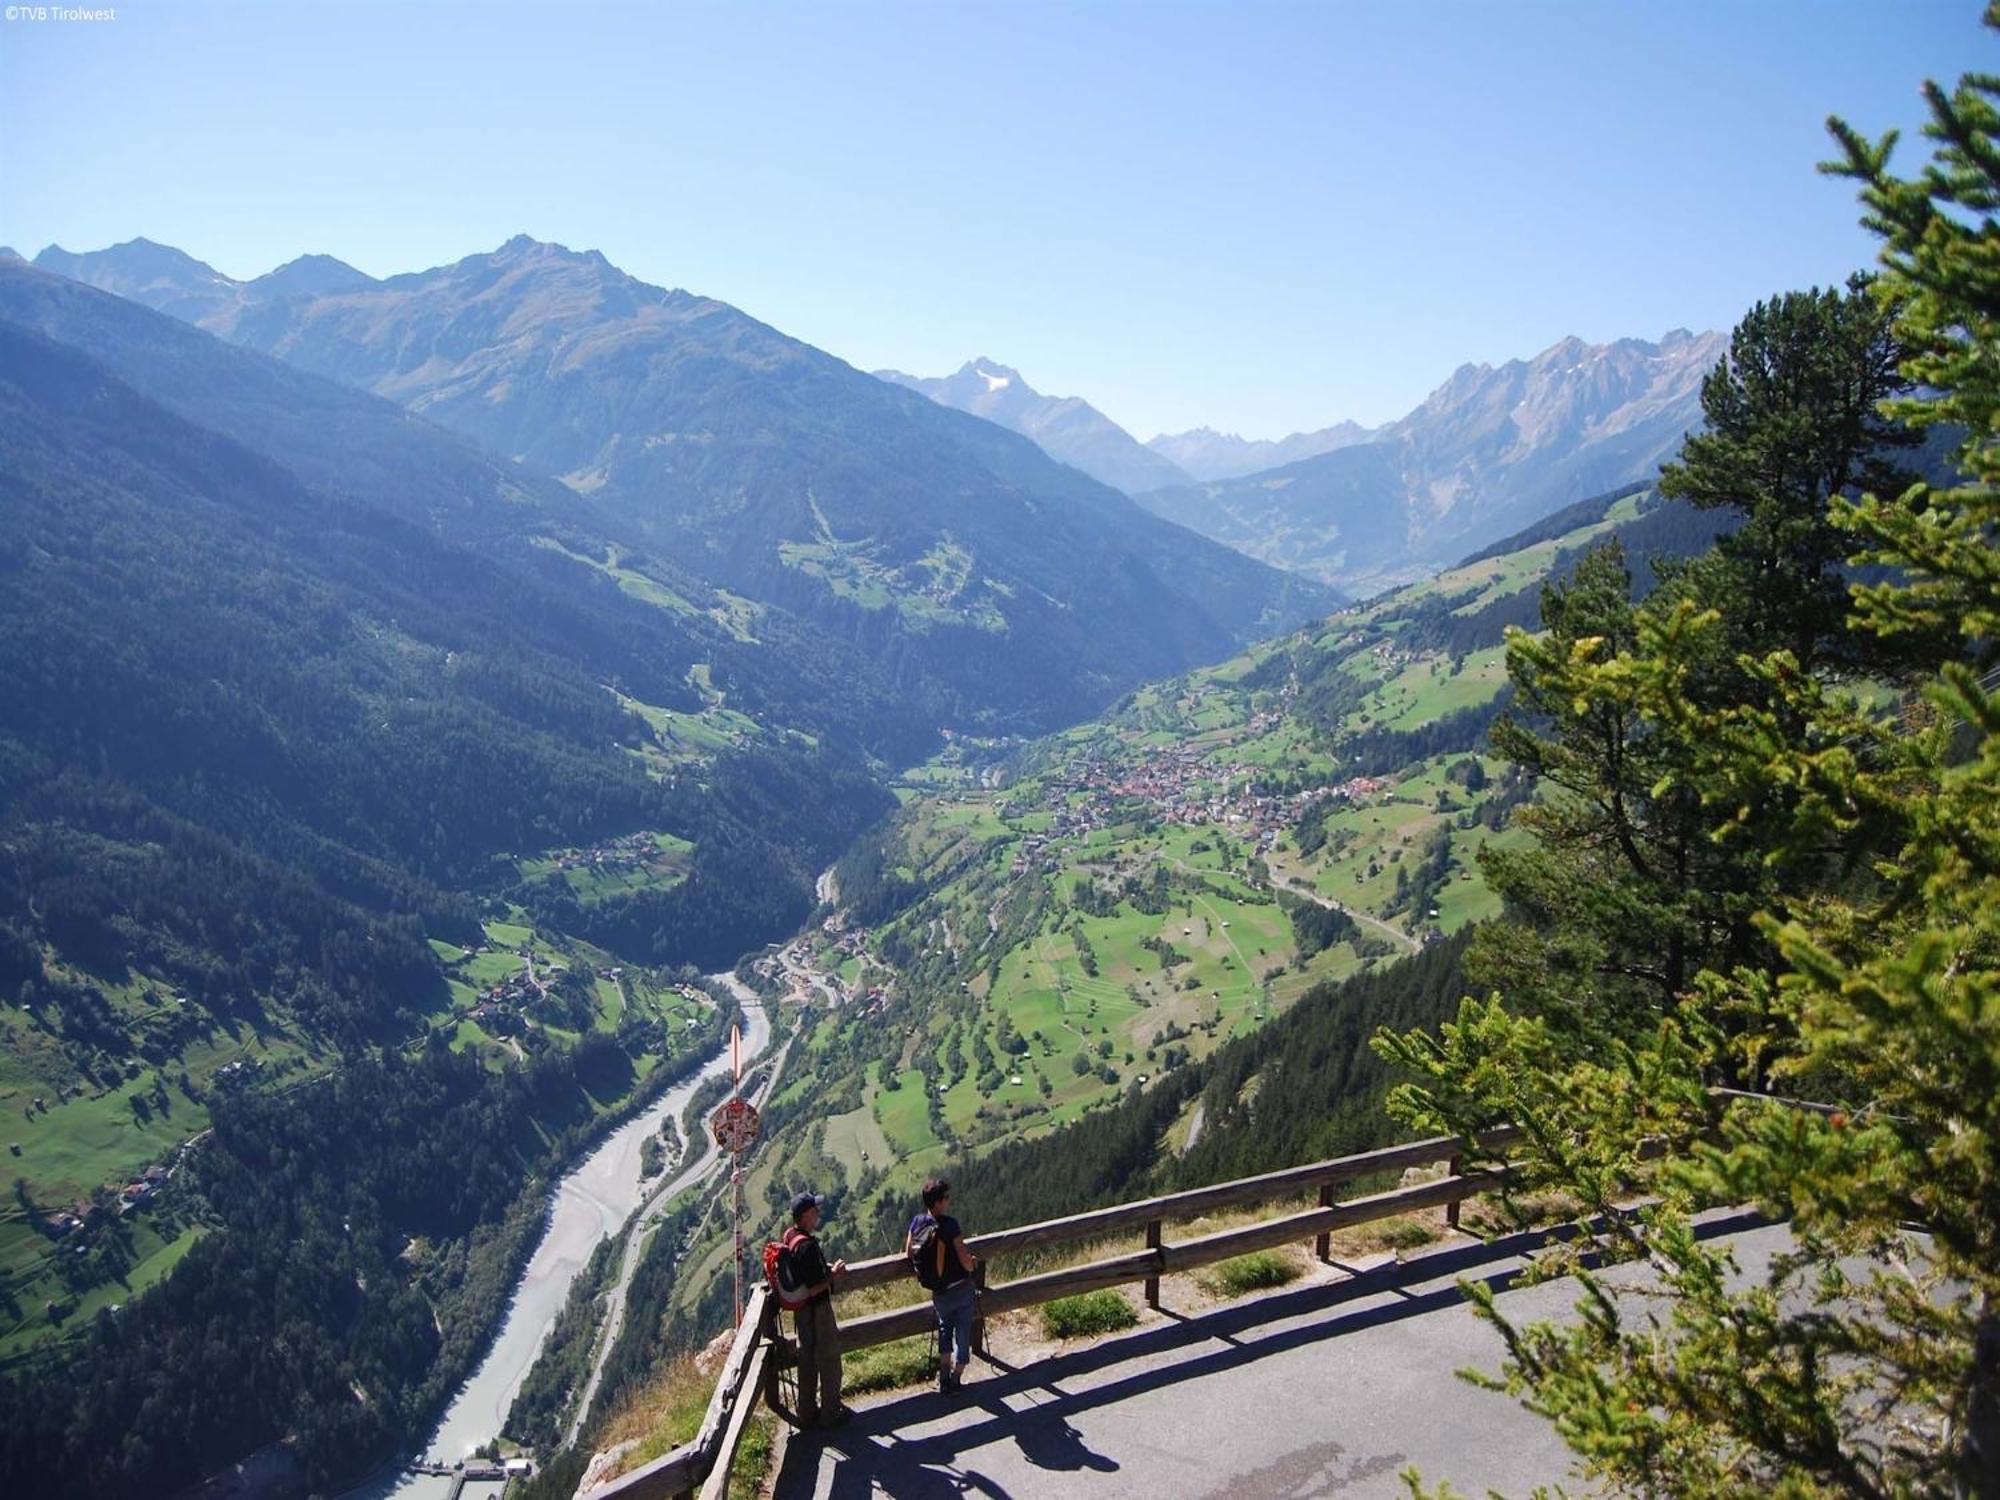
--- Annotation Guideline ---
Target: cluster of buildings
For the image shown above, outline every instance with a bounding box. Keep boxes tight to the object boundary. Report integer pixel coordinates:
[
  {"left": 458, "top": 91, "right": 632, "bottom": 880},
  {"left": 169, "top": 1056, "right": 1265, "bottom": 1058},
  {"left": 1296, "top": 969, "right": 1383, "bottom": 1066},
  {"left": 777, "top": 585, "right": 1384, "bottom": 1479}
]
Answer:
[
  {"left": 1000, "top": 740, "right": 1395, "bottom": 877},
  {"left": 466, "top": 952, "right": 630, "bottom": 1029},
  {"left": 778, "top": 920, "right": 899, "bottom": 1014},
  {"left": 544, "top": 831, "right": 668, "bottom": 877},
  {"left": 213, "top": 1056, "right": 261, "bottom": 1089},
  {"left": 42, "top": 1162, "right": 170, "bottom": 1242},
  {"left": 470, "top": 956, "right": 548, "bottom": 1027},
  {"left": 114, "top": 1165, "right": 168, "bottom": 1217}
]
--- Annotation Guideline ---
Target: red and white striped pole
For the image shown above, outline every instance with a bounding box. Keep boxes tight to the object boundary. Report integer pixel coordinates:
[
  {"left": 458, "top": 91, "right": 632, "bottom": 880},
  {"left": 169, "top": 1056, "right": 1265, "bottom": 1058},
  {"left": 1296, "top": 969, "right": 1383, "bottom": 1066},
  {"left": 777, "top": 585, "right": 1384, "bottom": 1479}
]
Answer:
[{"left": 730, "top": 1021, "right": 743, "bottom": 1327}]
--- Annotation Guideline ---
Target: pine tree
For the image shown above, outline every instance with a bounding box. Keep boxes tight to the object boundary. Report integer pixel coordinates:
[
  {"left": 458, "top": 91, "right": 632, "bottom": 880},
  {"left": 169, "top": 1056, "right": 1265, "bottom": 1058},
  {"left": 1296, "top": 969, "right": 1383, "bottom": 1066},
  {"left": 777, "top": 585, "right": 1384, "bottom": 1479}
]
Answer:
[
  {"left": 1376, "top": 18, "right": 2000, "bottom": 1495},
  {"left": 1470, "top": 535, "right": 1768, "bottom": 1049},
  {"left": 1658, "top": 277, "right": 1918, "bottom": 685}
]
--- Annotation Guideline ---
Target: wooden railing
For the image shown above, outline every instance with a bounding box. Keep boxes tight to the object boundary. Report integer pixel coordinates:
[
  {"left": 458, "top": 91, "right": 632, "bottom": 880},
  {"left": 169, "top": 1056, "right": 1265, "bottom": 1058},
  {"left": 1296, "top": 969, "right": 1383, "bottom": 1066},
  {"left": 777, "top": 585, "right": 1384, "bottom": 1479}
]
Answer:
[
  {"left": 579, "top": 1283, "right": 774, "bottom": 1500},
  {"left": 579, "top": 1125, "right": 1521, "bottom": 1500}
]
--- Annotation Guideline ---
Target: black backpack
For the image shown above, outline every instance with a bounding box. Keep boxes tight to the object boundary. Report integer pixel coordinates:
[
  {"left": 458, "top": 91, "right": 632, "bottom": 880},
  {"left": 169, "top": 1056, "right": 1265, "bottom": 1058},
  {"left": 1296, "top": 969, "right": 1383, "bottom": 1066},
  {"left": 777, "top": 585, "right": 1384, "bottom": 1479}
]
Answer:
[{"left": 908, "top": 1214, "right": 949, "bottom": 1292}]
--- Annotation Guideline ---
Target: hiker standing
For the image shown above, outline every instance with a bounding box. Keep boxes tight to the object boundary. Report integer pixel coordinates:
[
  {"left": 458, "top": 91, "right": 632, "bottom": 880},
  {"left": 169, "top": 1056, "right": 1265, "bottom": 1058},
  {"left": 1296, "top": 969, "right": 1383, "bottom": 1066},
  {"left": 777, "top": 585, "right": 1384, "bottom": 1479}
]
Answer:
[
  {"left": 787, "top": 1192, "right": 850, "bottom": 1429},
  {"left": 907, "top": 1178, "right": 978, "bottom": 1392}
]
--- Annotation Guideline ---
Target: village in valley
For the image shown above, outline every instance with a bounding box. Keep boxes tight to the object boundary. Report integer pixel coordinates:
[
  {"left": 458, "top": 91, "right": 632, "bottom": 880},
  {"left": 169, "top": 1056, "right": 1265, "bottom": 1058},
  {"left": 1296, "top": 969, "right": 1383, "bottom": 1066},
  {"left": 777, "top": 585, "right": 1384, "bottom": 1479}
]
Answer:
[{"left": 1001, "top": 735, "right": 1394, "bottom": 877}]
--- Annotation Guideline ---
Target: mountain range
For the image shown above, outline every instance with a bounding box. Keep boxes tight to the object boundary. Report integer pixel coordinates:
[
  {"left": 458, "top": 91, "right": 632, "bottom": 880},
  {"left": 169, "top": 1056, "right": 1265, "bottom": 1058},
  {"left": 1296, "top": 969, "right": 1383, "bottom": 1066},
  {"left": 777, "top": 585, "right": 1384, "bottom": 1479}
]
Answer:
[
  {"left": 878, "top": 329, "right": 1723, "bottom": 594},
  {"left": 24, "top": 237, "right": 1331, "bottom": 733},
  {"left": 875, "top": 358, "right": 1191, "bottom": 495},
  {"left": 0, "top": 259, "right": 923, "bottom": 958},
  {"left": 1135, "top": 329, "right": 1727, "bottom": 592},
  {"left": 871, "top": 360, "right": 1384, "bottom": 492},
  {"left": 34, "top": 237, "right": 1724, "bottom": 606},
  {"left": 1145, "top": 420, "right": 1381, "bottom": 483}
]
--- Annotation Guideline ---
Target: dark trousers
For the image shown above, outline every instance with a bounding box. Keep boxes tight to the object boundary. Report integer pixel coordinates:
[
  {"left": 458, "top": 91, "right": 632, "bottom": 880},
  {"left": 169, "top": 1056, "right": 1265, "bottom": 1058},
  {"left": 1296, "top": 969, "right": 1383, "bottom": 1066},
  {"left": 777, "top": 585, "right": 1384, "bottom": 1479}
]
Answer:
[{"left": 795, "top": 1295, "right": 842, "bottom": 1423}]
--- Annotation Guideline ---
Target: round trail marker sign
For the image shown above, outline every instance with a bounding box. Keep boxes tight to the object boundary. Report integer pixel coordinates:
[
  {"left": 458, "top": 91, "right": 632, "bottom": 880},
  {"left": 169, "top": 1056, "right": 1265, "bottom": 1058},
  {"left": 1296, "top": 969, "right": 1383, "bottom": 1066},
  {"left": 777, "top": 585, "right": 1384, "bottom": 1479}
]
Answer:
[{"left": 710, "top": 1096, "right": 761, "bottom": 1153}]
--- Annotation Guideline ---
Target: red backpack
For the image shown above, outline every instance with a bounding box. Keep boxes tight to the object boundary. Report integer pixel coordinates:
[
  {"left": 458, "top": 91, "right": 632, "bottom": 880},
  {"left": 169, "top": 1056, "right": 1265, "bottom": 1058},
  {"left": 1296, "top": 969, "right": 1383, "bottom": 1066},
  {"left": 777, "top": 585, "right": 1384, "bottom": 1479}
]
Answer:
[{"left": 763, "top": 1226, "right": 815, "bottom": 1310}]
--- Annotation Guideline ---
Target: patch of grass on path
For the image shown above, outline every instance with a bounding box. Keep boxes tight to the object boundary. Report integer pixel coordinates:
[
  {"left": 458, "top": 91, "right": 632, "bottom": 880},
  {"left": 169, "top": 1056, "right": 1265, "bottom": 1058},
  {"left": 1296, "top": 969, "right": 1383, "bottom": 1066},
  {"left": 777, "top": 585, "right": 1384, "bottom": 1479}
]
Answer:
[
  {"left": 843, "top": 1334, "right": 936, "bottom": 1394},
  {"left": 1201, "top": 1249, "right": 1301, "bottom": 1297},
  {"left": 1041, "top": 1288, "right": 1138, "bottom": 1339}
]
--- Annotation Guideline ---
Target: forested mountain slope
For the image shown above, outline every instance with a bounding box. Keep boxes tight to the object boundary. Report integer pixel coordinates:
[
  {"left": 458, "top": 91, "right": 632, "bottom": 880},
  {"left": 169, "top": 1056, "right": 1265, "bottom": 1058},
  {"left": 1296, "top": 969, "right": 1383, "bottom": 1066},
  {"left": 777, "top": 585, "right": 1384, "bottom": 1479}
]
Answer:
[
  {"left": 0, "top": 243, "right": 1310, "bottom": 1499},
  {"left": 0, "top": 309, "right": 887, "bottom": 1495},
  {"left": 34, "top": 238, "right": 1333, "bottom": 732}
]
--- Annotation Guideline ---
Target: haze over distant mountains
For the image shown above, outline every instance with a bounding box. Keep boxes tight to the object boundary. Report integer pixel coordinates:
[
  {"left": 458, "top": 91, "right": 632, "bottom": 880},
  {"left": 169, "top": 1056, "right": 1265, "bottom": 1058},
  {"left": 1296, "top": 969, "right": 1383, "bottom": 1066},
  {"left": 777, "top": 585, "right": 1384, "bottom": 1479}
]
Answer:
[
  {"left": 872, "top": 359, "right": 1379, "bottom": 492},
  {"left": 1145, "top": 421, "right": 1381, "bottom": 483},
  {"left": 29, "top": 234, "right": 1723, "bottom": 605},
  {"left": 1141, "top": 329, "right": 1726, "bottom": 591},
  {"left": 876, "top": 359, "right": 1190, "bottom": 496},
  {"left": 881, "top": 328, "right": 1724, "bottom": 593},
  {"left": 27, "top": 236, "right": 1329, "bottom": 730}
]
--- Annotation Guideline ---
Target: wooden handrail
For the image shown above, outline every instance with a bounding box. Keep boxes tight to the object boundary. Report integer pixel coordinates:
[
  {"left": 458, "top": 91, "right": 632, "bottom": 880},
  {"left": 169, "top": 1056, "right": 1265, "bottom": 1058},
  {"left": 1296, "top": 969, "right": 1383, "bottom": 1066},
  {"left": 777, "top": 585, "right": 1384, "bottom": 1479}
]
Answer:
[
  {"left": 576, "top": 1130, "right": 1504, "bottom": 1498},
  {"left": 577, "top": 1090, "right": 1820, "bottom": 1500},
  {"left": 831, "top": 1125, "right": 1521, "bottom": 1295},
  {"left": 833, "top": 1164, "right": 1512, "bottom": 1352},
  {"left": 581, "top": 1285, "right": 771, "bottom": 1500},
  {"left": 696, "top": 1338, "right": 770, "bottom": 1500}
]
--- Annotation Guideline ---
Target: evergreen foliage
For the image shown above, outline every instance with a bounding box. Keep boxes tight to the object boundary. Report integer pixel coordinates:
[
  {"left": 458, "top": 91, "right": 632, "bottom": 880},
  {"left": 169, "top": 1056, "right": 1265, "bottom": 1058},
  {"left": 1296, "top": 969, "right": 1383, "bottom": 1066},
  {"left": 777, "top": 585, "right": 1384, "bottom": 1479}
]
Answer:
[{"left": 1376, "top": 29, "right": 2000, "bottom": 1493}]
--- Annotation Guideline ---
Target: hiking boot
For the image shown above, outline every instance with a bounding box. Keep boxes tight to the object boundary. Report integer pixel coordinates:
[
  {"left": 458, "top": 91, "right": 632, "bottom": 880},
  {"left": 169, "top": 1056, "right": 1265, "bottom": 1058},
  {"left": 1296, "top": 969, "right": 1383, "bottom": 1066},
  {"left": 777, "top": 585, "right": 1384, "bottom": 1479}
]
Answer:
[{"left": 937, "top": 1368, "right": 956, "bottom": 1394}]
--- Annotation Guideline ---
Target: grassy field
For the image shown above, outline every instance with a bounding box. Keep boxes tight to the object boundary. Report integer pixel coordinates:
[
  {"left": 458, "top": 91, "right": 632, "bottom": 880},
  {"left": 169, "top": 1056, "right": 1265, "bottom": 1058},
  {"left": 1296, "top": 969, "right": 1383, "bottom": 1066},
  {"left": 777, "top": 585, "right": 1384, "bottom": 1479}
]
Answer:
[
  {"left": 778, "top": 536, "right": 1008, "bottom": 633},
  {"left": 822, "top": 1088, "right": 895, "bottom": 1180},
  {"left": 531, "top": 537, "right": 760, "bottom": 644},
  {"left": 616, "top": 690, "right": 762, "bottom": 769},
  {"left": 1343, "top": 643, "right": 1510, "bottom": 733},
  {"left": 517, "top": 831, "right": 695, "bottom": 907}
]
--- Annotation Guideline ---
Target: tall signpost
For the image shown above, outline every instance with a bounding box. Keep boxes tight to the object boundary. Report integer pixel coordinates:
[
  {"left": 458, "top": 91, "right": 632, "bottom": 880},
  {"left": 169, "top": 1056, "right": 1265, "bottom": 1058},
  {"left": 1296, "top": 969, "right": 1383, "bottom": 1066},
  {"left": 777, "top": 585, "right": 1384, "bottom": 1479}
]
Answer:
[{"left": 709, "top": 1022, "right": 761, "bottom": 1327}]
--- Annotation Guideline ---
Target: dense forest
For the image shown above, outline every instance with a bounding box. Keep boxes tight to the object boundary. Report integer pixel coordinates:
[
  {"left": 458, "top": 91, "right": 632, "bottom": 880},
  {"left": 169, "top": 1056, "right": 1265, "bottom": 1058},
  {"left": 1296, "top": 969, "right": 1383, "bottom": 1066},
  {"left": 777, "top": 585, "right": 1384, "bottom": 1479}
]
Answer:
[
  {"left": 0, "top": 320, "right": 897, "bottom": 1012},
  {"left": 0, "top": 1005, "right": 727, "bottom": 1497},
  {"left": 0, "top": 295, "right": 894, "bottom": 1494}
]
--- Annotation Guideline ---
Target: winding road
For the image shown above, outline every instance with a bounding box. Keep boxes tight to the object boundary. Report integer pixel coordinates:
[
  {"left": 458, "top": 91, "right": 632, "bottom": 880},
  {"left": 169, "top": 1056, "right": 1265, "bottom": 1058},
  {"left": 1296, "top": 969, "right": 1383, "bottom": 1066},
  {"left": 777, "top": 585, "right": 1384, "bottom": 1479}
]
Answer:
[{"left": 1282, "top": 876, "right": 1417, "bottom": 955}]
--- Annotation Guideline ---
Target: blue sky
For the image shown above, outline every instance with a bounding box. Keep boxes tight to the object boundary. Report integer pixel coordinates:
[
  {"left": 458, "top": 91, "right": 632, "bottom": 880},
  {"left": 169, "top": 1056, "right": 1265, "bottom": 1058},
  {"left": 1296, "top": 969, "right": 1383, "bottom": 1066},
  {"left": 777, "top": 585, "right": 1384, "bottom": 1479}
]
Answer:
[{"left": 0, "top": 0, "right": 1982, "bottom": 437}]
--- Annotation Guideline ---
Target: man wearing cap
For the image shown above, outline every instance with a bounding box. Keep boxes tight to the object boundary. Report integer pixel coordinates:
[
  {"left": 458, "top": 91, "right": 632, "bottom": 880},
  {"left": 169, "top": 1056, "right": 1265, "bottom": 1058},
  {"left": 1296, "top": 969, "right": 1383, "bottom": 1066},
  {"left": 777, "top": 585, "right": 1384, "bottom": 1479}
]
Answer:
[{"left": 788, "top": 1192, "right": 849, "bottom": 1429}]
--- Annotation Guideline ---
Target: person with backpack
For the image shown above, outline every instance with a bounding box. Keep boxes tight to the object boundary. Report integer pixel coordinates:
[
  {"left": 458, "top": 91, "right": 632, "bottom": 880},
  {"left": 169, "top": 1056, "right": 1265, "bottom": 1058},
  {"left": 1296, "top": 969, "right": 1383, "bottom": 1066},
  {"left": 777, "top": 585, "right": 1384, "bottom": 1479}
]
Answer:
[
  {"left": 906, "top": 1177, "right": 978, "bottom": 1393},
  {"left": 771, "top": 1192, "right": 849, "bottom": 1429}
]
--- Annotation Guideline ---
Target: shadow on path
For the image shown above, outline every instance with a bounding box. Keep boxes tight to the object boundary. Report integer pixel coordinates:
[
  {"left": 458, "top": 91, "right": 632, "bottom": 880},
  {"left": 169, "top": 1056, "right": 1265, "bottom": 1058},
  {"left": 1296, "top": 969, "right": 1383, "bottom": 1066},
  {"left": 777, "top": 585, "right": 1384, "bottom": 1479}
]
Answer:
[{"left": 775, "top": 1208, "right": 1770, "bottom": 1499}]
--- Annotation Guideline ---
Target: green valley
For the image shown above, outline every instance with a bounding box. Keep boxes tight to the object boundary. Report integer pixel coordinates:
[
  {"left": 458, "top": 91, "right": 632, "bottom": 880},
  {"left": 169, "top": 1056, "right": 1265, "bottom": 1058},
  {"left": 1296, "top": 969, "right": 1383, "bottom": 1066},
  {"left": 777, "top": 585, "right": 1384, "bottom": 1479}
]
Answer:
[{"left": 612, "top": 482, "right": 1728, "bottom": 1354}]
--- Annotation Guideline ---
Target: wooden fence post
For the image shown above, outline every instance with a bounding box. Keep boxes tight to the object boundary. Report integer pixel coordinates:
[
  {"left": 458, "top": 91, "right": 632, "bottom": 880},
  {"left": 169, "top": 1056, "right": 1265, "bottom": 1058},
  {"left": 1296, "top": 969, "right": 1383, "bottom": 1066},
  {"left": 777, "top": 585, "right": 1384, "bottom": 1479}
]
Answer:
[
  {"left": 1445, "top": 1155, "right": 1462, "bottom": 1231},
  {"left": 1315, "top": 1183, "right": 1334, "bottom": 1262},
  {"left": 1144, "top": 1219, "right": 1163, "bottom": 1308}
]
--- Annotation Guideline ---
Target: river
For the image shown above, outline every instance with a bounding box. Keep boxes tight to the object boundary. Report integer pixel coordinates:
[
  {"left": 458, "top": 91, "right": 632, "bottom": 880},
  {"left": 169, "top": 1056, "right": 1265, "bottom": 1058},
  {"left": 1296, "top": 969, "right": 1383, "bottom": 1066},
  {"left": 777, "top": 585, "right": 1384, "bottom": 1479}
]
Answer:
[{"left": 354, "top": 977, "right": 771, "bottom": 1500}]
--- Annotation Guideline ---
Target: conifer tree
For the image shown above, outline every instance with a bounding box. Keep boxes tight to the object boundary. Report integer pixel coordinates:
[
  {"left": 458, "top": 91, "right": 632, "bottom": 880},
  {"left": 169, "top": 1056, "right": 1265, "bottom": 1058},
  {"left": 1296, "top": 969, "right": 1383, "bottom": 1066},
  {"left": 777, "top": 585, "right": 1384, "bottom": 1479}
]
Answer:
[{"left": 1377, "top": 17, "right": 2000, "bottom": 1495}]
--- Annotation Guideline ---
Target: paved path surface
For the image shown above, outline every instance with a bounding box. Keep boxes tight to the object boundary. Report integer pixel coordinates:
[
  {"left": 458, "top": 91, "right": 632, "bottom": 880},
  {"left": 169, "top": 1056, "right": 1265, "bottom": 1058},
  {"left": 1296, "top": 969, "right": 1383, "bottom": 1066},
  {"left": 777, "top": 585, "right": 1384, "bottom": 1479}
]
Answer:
[{"left": 775, "top": 1211, "right": 1781, "bottom": 1499}]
